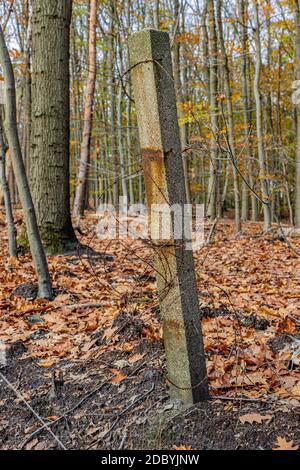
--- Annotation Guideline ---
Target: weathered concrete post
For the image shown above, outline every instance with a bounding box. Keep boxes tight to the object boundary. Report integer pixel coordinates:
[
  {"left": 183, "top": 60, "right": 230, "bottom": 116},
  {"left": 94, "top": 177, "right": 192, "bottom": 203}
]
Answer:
[{"left": 129, "top": 29, "right": 208, "bottom": 403}]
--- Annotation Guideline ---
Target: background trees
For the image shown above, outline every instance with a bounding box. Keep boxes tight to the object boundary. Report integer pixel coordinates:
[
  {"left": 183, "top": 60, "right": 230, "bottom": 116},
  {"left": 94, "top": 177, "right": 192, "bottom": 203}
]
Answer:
[{"left": 0, "top": 0, "right": 299, "bottom": 231}]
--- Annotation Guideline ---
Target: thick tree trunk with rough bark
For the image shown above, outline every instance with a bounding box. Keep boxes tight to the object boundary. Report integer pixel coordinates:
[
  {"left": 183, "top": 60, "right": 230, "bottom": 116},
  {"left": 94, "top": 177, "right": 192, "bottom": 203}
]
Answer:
[{"left": 30, "top": 0, "right": 77, "bottom": 253}]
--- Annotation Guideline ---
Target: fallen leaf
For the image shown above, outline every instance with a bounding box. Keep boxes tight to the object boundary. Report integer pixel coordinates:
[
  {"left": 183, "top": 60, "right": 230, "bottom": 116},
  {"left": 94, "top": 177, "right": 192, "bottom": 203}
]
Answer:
[
  {"left": 25, "top": 438, "right": 38, "bottom": 450},
  {"left": 239, "top": 413, "right": 273, "bottom": 424},
  {"left": 110, "top": 369, "right": 126, "bottom": 383},
  {"left": 279, "top": 317, "right": 298, "bottom": 335},
  {"left": 273, "top": 436, "right": 299, "bottom": 451},
  {"left": 173, "top": 445, "right": 193, "bottom": 450},
  {"left": 292, "top": 384, "right": 300, "bottom": 397},
  {"left": 46, "top": 415, "right": 59, "bottom": 422},
  {"left": 38, "top": 359, "right": 58, "bottom": 367},
  {"left": 128, "top": 352, "right": 145, "bottom": 364}
]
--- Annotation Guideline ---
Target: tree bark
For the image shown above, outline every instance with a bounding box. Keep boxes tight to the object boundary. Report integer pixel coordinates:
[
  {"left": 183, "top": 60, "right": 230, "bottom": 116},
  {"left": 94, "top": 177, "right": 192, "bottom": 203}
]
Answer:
[
  {"left": 73, "top": 0, "right": 97, "bottom": 220},
  {"left": 153, "top": 0, "right": 160, "bottom": 29},
  {"left": 30, "top": 0, "right": 77, "bottom": 253},
  {"left": 295, "top": 0, "right": 300, "bottom": 227},
  {"left": 207, "top": 0, "right": 219, "bottom": 221},
  {"left": 173, "top": 0, "right": 191, "bottom": 205},
  {"left": 239, "top": 0, "right": 257, "bottom": 221},
  {"left": 253, "top": 0, "right": 272, "bottom": 231},
  {"left": 0, "top": 107, "right": 17, "bottom": 257},
  {"left": 109, "top": 0, "right": 119, "bottom": 207},
  {"left": 0, "top": 24, "right": 52, "bottom": 298},
  {"left": 216, "top": 0, "right": 241, "bottom": 232}
]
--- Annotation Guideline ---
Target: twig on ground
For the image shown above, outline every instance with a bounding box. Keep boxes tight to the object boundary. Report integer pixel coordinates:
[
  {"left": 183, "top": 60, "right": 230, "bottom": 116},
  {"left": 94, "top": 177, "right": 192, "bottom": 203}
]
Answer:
[
  {"left": 53, "top": 302, "right": 105, "bottom": 311},
  {"left": 88, "top": 383, "right": 155, "bottom": 449},
  {"left": 19, "top": 354, "right": 152, "bottom": 450},
  {"left": 206, "top": 218, "right": 218, "bottom": 246},
  {"left": 212, "top": 395, "right": 265, "bottom": 403},
  {"left": 19, "top": 375, "right": 113, "bottom": 450},
  {"left": 118, "top": 431, "right": 128, "bottom": 450},
  {"left": 0, "top": 371, "right": 67, "bottom": 450}
]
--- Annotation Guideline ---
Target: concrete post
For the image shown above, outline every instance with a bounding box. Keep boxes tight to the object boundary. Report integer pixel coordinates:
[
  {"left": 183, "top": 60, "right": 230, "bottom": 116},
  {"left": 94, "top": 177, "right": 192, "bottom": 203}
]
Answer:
[{"left": 129, "top": 29, "right": 208, "bottom": 403}]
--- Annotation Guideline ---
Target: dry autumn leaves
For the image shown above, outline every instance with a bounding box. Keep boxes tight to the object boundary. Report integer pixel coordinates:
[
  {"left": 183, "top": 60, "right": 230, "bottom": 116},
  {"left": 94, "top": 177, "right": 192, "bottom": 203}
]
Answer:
[
  {"left": 1, "top": 214, "right": 300, "bottom": 450},
  {"left": 1, "top": 215, "right": 300, "bottom": 401}
]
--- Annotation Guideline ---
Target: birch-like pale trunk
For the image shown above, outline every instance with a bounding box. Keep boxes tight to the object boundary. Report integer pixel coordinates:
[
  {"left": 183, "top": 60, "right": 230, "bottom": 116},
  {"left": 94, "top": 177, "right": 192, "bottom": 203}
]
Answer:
[
  {"left": 117, "top": 38, "right": 128, "bottom": 209},
  {"left": 239, "top": 0, "right": 257, "bottom": 221},
  {"left": 253, "top": 0, "right": 272, "bottom": 231},
  {"left": 153, "top": 0, "right": 160, "bottom": 29},
  {"left": 109, "top": 0, "right": 119, "bottom": 207},
  {"left": 295, "top": 0, "right": 300, "bottom": 227},
  {"left": 173, "top": 0, "right": 191, "bottom": 205},
  {"left": 207, "top": 0, "right": 219, "bottom": 221},
  {"left": 0, "top": 24, "right": 52, "bottom": 299},
  {"left": 216, "top": 0, "right": 241, "bottom": 232},
  {"left": 73, "top": 0, "right": 97, "bottom": 219}
]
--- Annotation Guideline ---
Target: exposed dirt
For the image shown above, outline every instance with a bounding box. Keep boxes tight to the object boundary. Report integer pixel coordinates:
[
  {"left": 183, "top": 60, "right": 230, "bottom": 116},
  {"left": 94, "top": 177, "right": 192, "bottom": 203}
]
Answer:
[{"left": 1, "top": 342, "right": 300, "bottom": 451}]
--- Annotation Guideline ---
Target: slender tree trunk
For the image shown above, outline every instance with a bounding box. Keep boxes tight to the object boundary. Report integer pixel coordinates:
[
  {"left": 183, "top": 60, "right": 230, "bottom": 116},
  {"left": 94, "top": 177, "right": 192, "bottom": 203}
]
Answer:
[
  {"left": 0, "top": 108, "right": 17, "bottom": 257},
  {"left": 239, "top": 0, "right": 256, "bottom": 221},
  {"left": 295, "top": 0, "right": 300, "bottom": 227},
  {"left": 216, "top": 0, "right": 241, "bottom": 232},
  {"left": 30, "top": 0, "right": 77, "bottom": 254},
  {"left": 173, "top": 0, "right": 191, "bottom": 205},
  {"left": 253, "top": 0, "right": 272, "bottom": 230},
  {"left": 73, "top": 0, "right": 97, "bottom": 221},
  {"left": 207, "top": 0, "right": 219, "bottom": 221},
  {"left": 22, "top": 0, "right": 31, "bottom": 173},
  {"left": 109, "top": 0, "right": 119, "bottom": 207},
  {"left": 153, "top": 0, "right": 160, "bottom": 29},
  {"left": 117, "top": 36, "right": 128, "bottom": 209},
  {"left": 0, "top": 24, "right": 52, "bottom": 298}
]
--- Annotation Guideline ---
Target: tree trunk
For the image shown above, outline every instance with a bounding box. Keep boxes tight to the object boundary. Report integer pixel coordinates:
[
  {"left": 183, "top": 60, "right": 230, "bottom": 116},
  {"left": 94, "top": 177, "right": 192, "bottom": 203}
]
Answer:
[
  {"left": 0, "top": 24, "right": 52, "bottom": 298},
  {"left": 239, "top": 0, "right": 256, "bottom": 221},
  {"left": 153, "top": 0, "right": 160, "bottom": 29},
  {"left": 30, "top": 0, "right": 77, "bottom": 253},
  {"left": 253, "top": 0, "right": 272, "bottom": 231},
  {"left": 295, "top": 0, "right": 300, "bottom": 227},
  {"left": 173, "top": 0, "right": 191, "bottom": 205},
  {"left": 207, "top": 0, "right": 219, "bottom": 221},
  {"left": 109, "top": 0, "right": 119, "bottom": 207},
  {"left": 216, "top": 0, "right": 241, "bottom": 232},
  {"left": 73, "top": 0, "right": 97, "bottom": 220},
  {"left": 0, "top": 108, "right": 17, "bottom": 257}
]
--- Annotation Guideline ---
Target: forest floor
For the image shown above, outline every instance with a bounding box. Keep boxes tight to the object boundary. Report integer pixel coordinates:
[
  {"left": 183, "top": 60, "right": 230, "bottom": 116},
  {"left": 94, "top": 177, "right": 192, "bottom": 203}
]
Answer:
[{"left": 1, "top": 209, "right": 300, "bottom": 450}]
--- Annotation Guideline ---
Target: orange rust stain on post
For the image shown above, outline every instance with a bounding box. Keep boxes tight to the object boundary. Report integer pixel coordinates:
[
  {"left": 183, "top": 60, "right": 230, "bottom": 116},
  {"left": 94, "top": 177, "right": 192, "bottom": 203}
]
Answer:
[
  {"left": 142, "top": 149, "right": 167, "bottom": 207},
  {"left": 162, "top": 319, "right": 184, "bottom": 339},
  {"left": 141, "top": 147, "right": 163, "bottom": 161}
]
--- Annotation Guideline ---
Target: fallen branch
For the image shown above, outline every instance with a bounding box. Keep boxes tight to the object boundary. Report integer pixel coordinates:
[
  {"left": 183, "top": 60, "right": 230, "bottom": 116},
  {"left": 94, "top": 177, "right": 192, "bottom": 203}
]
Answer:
[
  {"left": 19, "top": 375, "right": 113, "bottom": 450},
  {"left": 0, "top": 371, "right": 66, "bottom": 450},
  {"left": 206, "top": 218, "right": 218, "bottom": 246},
  {"left": 53, "top": 302, "right": 105, "bottom": 311},
  {"left": 19, "top": 355, "right": 151, "bottom": 450}
]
